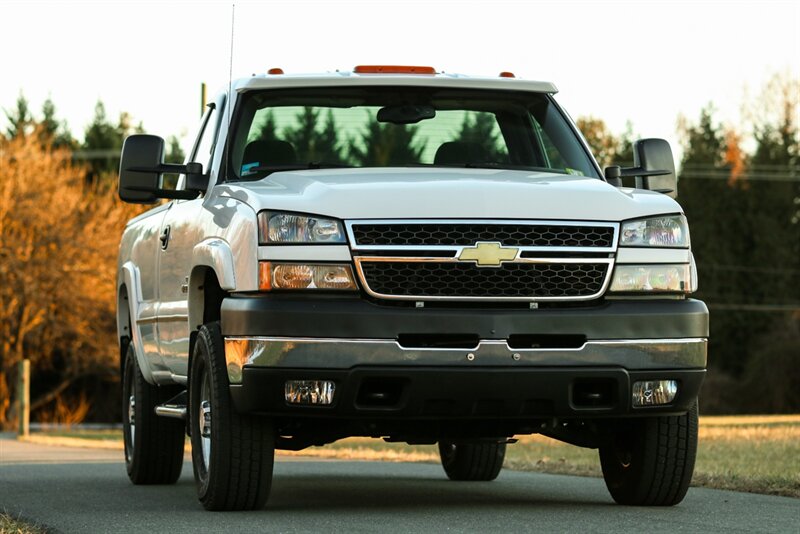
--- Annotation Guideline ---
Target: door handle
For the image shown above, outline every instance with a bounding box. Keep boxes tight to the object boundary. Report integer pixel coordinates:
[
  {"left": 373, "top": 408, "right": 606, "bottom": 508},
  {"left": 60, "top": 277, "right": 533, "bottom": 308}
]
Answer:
[{"left": 160, "top": 225, "right": 171, "bottom": 250}]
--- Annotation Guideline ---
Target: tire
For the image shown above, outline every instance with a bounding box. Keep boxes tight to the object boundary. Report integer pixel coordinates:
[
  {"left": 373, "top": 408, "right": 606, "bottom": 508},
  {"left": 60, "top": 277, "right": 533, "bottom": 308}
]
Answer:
[
  {"left": 438, "top": 441, "right": 506, "bottom": 481},
  {"left": 599, "top": 402, "right": 699, "bottom": 506},
  {"left": 189, "top": 322, "right": 275, "bottom": 511},
  {"left": 122, "top": 340, "right": 185, "bottom": 484}
]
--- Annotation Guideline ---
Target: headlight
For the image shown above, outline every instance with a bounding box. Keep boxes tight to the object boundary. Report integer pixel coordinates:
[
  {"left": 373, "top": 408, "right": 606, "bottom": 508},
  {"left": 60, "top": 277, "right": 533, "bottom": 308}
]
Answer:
[
  {"left": 258, "top": 262, "right": 358, "bottom": 291},
  {"left": 258, "top": 212, "right": 346, "bottom": 244},
  {"left": 620, "top": 215, "right": 689, "bottom": 248},
  {"left": 609, "top": 264, "right": 694, "bottom": 293}
]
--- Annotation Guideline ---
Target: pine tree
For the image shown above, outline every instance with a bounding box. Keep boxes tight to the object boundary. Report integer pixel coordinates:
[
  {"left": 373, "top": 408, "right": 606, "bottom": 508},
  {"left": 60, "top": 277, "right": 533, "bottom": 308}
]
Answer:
[
  {"left": 4, "top": 93, "right": 33, "bottom": 139},
  {"left": 349, "top": 113, "right": 425, "bottom": 166},
  {"left": 283, "top": 107, "right": 318, "bottom": 163},
  {"left": 616, "top": 121, "right": 635, "bottom": 168},
  {"left": 739, "top": 74, "right": 800, "bottom": 412},
  {"left": 38, "top": 97, "right": 74, "bottom": 149},
  {"left": 253, "top": 110, "right": 279, "bottom": 143},
  {"left": 165, "top": 135, "right": 185, "bottom": 164},
  {"left": 161, "top": 136, "right": 187, "bottom": 190},
  {"left": 453, "top": 112, "right": 507, "bottom": 163},
  {"left": 282, "top": 108, "right": 345, "bottom": 165},
  {"left": 678, "top": 105, "right": 756, "bottom": 383},
  {"left": 317, "top": 110, "right": 346, "bottom": 165},
  {"left": 82, "top": 101, "right": 139, "bottom": 181}
]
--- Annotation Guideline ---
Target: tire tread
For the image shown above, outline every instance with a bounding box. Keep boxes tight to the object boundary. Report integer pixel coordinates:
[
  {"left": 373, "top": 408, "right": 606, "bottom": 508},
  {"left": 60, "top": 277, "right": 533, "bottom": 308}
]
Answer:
[
  {"left": 190, "top": 322, "right": 274, "bottom": 511},
  {"left": 439, "top": 442, "right": 506, "bottom": 481},
  {"left": 600, "top": 402, "right": 698, "bottom": 506},
  {"left": 123, "top": 343, "right": 185, "bottom": 485}
]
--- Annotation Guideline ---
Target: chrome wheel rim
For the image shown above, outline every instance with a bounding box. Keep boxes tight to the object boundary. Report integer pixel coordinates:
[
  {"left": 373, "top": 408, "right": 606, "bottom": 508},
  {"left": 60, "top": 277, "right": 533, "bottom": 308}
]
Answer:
[
  {"left": 199, "top": 371, "right": 212, "bottom": 472},
  {"left": 125, "top": 373, "right": 135, "bottom": 463}
]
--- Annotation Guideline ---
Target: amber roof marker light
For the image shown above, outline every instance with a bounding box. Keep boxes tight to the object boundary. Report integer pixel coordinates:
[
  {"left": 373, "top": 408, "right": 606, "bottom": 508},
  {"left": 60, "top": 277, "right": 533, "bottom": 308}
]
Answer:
[
  {"left": 499, "top": 71, "right": 516, "bottom": 78},
  {"left": 354, "top": 65, "right": 437, "bottom": 75},
  {"left": 267, "top": 68, "right": 284, "bottom": 75}
]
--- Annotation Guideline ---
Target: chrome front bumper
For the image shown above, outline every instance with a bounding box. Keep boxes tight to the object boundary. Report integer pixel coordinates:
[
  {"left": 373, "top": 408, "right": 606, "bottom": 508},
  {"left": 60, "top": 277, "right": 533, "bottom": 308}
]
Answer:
[{"left": 224, "top": 337, "right": 707, "bottom": 384}]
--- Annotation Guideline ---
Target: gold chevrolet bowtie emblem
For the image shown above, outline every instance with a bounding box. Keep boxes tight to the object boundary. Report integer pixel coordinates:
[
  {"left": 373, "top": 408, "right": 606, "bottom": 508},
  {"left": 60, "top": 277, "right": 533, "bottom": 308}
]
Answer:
[{"left": 457, "top": 242, "right": 519, "bottom": 267}]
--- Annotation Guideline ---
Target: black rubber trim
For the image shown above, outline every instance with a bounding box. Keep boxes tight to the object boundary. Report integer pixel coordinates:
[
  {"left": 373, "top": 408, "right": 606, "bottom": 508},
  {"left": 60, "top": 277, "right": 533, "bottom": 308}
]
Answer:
[
  {"left": 230, "top": 366, "right": 705, "bottom": 419},
  {"left": 221, "top": 296, "right": 709, "bottom": 340}
]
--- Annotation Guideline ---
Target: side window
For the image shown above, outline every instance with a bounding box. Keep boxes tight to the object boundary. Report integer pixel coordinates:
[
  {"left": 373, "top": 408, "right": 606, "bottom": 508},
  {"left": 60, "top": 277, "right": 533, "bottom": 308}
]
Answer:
[
  {"left": 191, "top": 104, "right": 219, "bottom": 171},
  {"left": 529, "top": 100, "right": 596, "bottom": 177},
  {"left": 175, "top": 96, "right": 225, "bottom": 191},
  {"left": 533, "top": 120, "right": 569, "bottom": 169}
]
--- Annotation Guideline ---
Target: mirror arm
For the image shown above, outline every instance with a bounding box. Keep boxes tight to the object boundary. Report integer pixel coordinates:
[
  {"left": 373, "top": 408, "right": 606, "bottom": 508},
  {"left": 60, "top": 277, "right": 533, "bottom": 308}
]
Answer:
[
  {"left": 125, "top": 161, "right": 206, "bottom": 196},
  {"left": 604, "top": 166, "right": 622, "bottom": 187},
  {"left": 126, "top": 163, "right": 188, "bottom": 174},
  {"left": 124, "top": 185, "right": 200, "bottom": 200},
  {"left": 619, "top": 167, "right": 671, "bottom": 178}
]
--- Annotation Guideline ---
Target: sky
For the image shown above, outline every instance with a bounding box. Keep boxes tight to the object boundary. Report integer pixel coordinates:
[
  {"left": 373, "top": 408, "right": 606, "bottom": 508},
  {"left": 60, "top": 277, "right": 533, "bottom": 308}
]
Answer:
[{"left": 1, "top": 0, "right": 798, "bottom": 162}]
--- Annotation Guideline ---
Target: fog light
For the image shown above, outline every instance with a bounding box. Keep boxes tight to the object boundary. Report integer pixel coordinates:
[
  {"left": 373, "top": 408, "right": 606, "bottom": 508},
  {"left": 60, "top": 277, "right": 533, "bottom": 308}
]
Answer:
[
  {"left": 285, "top": 380, "right": 336, "bottom": 405},
  {"left": 632, "top": 380, "right": 678, "bottom": 407}
]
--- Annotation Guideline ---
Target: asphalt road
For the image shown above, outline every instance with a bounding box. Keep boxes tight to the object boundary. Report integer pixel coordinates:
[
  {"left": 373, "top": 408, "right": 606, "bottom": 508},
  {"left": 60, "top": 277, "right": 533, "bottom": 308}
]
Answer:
[{"left": 1, "top": 435, "right": 797, "bottom": 533}]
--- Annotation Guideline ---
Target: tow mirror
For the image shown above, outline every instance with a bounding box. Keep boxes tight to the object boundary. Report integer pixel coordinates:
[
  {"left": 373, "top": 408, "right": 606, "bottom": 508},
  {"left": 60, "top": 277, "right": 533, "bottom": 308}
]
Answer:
[
  {"left": 632, "top": 138, "right": 677, "bottom": 198},
  {"left": 607, "top": 139, "right": 677, "bottom": 199},
  {"left": 118, "top": 134, "right": 202, "bottom": 204}
]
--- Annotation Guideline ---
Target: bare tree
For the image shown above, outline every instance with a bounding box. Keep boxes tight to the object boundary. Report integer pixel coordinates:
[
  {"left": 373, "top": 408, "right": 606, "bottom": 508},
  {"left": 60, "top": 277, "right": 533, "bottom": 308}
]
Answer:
[{"left": 0, "top": 131, "right": 140, "bottom": 427}]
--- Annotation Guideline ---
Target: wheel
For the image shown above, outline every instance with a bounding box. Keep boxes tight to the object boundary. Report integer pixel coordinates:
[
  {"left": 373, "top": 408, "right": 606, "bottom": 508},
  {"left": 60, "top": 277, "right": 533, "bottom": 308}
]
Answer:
[
  {"left": 122, "top": 340, "right": 185, "bottom": 484},
  {"left": 189, "top": 322, "right": 275, "bottom": 511},
  {"left": 438, "top": 441, "right": 506, "bottom": 481},
  {"left": 599, "top": 402, "right": 699, "bottom": 506}
]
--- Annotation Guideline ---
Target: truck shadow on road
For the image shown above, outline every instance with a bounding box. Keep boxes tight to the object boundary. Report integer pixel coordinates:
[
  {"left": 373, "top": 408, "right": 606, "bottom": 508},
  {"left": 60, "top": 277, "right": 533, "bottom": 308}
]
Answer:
[{"left": 266, "top": 464, "right": 615, "bottom": 512}]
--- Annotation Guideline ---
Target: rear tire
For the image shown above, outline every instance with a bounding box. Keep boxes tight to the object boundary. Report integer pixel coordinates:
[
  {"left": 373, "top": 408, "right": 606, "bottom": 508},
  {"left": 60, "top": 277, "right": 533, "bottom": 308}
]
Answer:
[
  {"left": 190, "top": 322, "right": 275, "bottom": 511},
  {"left": 122, "top": 341, "right": 185, "bottom": 485},
  {"left": 599, "top": 402, "right": 699, "bottom": 506},
  {"left": 438, "top": 441, "right": 506, "bottom": 481}
]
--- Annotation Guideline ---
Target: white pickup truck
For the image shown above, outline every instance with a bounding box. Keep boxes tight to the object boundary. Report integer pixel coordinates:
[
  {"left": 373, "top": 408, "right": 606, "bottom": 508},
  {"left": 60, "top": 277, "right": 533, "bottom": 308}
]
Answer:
[{"left": 116, "top": 66, "right": 707, "bottom": 511}]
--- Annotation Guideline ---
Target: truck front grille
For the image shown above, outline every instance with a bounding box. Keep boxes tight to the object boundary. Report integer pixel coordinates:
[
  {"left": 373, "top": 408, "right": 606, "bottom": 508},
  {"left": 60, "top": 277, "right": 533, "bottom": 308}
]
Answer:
[
  {"left": 358, "top": 261, "right": 610, "bottom": 299},
  {"left": 351, "top": 223, "right": 614, "bottom": 248},
  {"left": 346, "top": 220, "right": 618, "bottom": 302}
]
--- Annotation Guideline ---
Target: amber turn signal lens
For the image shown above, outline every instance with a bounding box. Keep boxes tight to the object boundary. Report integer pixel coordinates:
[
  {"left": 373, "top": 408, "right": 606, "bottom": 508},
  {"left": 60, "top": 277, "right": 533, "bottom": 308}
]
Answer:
[
  {"left": 259, "top": 262, "right": 357, "bottom": 291},
  {"left": 258, "top": 261, "right": 273, "bottom": 291}
]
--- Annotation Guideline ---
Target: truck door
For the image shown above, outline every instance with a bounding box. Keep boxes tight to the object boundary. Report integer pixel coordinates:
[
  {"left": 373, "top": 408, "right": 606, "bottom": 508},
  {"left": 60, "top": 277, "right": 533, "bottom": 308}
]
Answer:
[
  {"left": 128, "top": 206, "right": 170, "bottom": 375},
  {"left": 156, "top": 100, "right": 223, "bottom": 377}
]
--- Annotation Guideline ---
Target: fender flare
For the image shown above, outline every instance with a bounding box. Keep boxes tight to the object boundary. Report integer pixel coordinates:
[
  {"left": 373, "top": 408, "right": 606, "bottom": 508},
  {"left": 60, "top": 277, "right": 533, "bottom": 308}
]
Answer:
[
  {"left": 188, "top": 238, "right": 237, "bottom": 331},
  {"left": 191, "top": 238, "right": 237, "bottom": 290},
  {"left": 118, "top": 262, "right": 157, "bottom": 384}
]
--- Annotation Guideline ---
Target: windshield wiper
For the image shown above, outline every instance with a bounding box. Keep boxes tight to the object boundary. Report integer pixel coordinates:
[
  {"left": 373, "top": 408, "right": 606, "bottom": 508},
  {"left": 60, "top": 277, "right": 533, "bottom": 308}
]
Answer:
[
  {"left": 432, "top": 162, "right": 570, "bottom": 175},
  {"left": 245, "top": 162, "right": 352, "bottom": 176}
]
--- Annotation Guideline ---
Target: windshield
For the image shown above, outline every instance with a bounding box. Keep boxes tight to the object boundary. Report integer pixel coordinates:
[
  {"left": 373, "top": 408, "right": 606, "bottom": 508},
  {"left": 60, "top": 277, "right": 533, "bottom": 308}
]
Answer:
[{"left": 228, "top": 87, "right": 599, "bottom": 180}]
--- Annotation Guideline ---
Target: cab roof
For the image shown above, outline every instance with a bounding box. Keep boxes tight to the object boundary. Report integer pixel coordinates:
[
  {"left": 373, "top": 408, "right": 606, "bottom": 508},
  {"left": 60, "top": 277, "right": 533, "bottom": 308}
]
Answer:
[{"left": 233, "top": 68, "right": 558, "bottom": 94}]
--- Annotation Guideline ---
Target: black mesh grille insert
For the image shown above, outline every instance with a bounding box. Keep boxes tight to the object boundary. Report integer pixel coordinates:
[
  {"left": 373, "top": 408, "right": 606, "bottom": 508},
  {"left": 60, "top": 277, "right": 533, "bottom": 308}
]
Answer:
[
  {"left": 360, "top": 262, "right": 609, "bottom": 298},
  {"left": 352, "top": 223, "right": 614, "bottom": 248}
]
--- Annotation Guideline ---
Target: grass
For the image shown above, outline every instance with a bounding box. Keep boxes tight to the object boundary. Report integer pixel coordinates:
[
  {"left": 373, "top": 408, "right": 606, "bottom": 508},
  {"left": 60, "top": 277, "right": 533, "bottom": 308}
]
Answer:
[
  {"left": 24, "top": 415, "right": 800, "bottom": 498},
  {"left": 0, "top": 512, "right": 45, "bottom": 534}
]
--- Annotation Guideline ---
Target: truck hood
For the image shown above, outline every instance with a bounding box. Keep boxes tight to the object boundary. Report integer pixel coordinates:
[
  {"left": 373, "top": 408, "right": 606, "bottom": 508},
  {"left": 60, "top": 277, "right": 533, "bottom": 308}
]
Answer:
[{"left": 217, "top": 167, "right": 682, "bottom": 221}]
